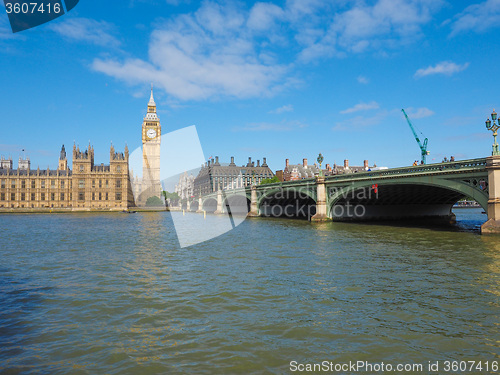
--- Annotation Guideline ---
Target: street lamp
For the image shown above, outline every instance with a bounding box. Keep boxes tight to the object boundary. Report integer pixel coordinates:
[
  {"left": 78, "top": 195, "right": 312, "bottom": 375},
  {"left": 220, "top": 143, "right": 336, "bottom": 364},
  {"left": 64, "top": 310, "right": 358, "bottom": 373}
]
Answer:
[
  {"left": 486, "top": 109, "right": 500, "bottom": 156},
  {"left": 317, "top": 153, "right": 324, "bottom": 176}
]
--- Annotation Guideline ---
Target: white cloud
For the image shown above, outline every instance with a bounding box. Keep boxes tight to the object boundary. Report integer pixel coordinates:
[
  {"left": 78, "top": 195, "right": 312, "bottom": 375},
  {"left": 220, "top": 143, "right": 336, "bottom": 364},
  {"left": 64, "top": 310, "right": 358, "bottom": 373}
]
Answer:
[
  {"left": 414, "top": 61, "right": 469, "bottom": 78},
  {"left": 404, "top": 107, "right": 434, "bottom": 119},
  {"left": 340, "top": 101, "right": 379, "bottom": 114},
  {"left": 49, "top": 18, "right": 120, "bottom": 47},
  {"left": 357, "top": 75, "right": 369, "bottom": 84},
  {"left": 247, "top": 2, "right": 285, "bottom": 31},
  {"left": 89, "top": 1, "right": 446, "bottom": 101},
  {"left": 92, "top": 2, "right": 291, "bottom": 101},
  {"left": 270, "top": 104, "right": 293, "bottom": 114},
  {"left": 450, "top": 0, "right": 500, "bottom": 36},
  {"left": 298, "top": 0, "right": 444, "bottom": 61}
]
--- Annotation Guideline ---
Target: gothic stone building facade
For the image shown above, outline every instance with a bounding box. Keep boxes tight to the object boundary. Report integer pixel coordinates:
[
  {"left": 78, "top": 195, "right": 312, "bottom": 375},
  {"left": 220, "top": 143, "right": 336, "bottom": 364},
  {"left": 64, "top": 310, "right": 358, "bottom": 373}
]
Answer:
[
  {"left": 0, "top": 144, "right": 133, "bottom": 210},
  {"left": 193, "top": 156, "right": 274, "bottom": 196},
  {"left": 0, "top": 88, "right": 165, "bottom": 211}
]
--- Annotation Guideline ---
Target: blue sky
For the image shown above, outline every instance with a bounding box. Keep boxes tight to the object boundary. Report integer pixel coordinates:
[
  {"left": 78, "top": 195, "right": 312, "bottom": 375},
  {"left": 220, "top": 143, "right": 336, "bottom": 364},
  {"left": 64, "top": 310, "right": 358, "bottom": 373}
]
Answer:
[{"left": 1, "top": 0, "right": 499, "bottom": 172}]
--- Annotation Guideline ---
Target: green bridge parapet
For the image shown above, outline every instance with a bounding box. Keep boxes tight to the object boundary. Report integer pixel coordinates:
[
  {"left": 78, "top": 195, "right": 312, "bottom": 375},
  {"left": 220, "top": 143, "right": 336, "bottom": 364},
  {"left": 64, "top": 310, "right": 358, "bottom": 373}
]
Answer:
[{"left": 324, "top": 158, "right": 487, "bottom": 183}]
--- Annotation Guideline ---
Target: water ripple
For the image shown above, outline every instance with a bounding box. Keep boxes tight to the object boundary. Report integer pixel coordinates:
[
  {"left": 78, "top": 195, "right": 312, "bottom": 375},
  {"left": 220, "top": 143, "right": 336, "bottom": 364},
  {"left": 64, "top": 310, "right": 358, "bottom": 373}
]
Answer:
[{"left": 0, "top": 210, "right": 498, "bottom": 374}]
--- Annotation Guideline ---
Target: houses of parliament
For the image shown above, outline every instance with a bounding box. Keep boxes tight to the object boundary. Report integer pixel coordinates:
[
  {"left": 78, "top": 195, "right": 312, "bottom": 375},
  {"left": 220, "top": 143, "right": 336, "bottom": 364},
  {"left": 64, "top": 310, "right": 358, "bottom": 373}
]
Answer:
[{"left": 0, "top": 88, "right": 162, "bottom": 210}]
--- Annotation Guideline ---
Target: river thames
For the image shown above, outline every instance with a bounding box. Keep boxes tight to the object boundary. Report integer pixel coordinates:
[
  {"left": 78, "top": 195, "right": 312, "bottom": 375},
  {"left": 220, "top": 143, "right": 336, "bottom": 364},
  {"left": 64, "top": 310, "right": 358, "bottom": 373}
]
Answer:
[{"left": 0, "top": 209, "right": 499, "bottom": 374}]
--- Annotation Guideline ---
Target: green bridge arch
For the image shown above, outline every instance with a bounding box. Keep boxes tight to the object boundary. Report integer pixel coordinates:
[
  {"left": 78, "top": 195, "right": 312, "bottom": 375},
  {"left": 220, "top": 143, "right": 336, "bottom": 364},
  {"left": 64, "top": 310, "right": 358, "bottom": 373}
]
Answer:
[{"left": 199, "top": 157, "right": 490, "bottom": 222}]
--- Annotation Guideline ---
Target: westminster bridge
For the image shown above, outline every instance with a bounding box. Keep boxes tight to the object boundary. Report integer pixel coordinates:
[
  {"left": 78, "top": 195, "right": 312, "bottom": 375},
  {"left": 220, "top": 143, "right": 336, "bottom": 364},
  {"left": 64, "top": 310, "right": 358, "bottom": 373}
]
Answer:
[{"left": 185, "top": 156, "right": 500, "bottom": 234}]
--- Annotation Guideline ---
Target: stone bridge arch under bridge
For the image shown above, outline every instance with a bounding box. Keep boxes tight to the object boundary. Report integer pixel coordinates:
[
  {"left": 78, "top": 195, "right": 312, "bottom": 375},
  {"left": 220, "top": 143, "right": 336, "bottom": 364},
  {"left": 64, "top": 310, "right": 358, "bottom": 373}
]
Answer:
[
  {"left": 326, "top": 177, "right": 488, "bottom": 221},
  {"left": 256, "top": 184, "right": 318, "bottom": 219}
]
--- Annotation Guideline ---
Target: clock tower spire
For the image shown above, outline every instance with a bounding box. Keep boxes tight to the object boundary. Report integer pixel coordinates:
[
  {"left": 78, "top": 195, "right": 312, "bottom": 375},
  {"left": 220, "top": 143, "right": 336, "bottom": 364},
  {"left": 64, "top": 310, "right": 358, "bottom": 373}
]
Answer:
[
  {"left": 140, "top": 84, "right": 162, "bottom": 205},
  {"left": 148, "top": 83, "right": 156, "bottom": 112}
]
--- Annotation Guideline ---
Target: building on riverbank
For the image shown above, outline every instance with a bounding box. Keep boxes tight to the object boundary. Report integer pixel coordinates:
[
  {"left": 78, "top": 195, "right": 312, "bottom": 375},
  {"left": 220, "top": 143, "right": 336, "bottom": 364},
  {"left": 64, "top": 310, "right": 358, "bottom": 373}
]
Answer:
[
  {"left": 0, "top": 89, "right": 165, "bottom": 211},
  {"left": 193, "top": 156, "right": 274, "bottom": 196},
  {"left": 0, "top": 144, "right": 133, "bottom": 210},
  {"left": 175, "top": 171, "right": 195, "bottom": 200}
]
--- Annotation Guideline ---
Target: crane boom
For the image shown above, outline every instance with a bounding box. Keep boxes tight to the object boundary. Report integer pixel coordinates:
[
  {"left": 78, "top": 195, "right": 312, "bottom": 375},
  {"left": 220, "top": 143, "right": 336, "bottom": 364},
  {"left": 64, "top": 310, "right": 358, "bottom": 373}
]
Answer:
[{"left": 401, "top": 109, "right": 429, "bottom": 164}]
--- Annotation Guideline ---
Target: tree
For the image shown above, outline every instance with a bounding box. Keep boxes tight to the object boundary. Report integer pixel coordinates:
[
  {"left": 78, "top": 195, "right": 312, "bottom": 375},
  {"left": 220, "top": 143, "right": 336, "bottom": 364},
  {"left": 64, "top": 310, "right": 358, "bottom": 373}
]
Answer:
[
  {"left": 260, "top": 176, "right": 280, "bottom": 185},
  {"left": 146, "top": 196, "right": 164, "bottom": 207}
]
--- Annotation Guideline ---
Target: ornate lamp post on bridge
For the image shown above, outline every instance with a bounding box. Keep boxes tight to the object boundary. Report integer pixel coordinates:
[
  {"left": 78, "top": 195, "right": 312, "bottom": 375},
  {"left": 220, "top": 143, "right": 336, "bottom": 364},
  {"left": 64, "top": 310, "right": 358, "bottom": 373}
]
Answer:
[
  {"left": 317, "top": 153, "right": 324, "bottom": 176},
  {"left": 482, "top": 110, "right": 500, "bottom": 233},
  {"left": 486, "top": 110, "right": 500, "bottom": 156}
]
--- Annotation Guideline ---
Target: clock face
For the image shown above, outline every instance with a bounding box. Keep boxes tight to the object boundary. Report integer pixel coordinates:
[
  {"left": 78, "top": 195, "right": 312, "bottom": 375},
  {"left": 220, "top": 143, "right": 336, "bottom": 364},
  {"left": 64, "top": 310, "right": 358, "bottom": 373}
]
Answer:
[{"left": 146, "top": 129, "right": 157, "bottom": 139}]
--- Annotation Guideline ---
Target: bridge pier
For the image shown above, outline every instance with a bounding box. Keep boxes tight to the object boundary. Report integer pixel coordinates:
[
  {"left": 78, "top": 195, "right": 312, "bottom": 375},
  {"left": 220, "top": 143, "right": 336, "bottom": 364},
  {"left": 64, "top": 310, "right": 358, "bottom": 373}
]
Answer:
[
  {"left": 248, "top": 185, "right": 259, "bottom": 217},
  {"left": 482, "top": 156, "right": 500, "bottom": 234},
  {"left": 214, "top": 189, "right": 224, "bottom": 214},
  {"left": 196, "top": 196, "right": 203, "bottom": 213},
  {"left": 311, "top": 176, "right": 330, "bottom": 222}
]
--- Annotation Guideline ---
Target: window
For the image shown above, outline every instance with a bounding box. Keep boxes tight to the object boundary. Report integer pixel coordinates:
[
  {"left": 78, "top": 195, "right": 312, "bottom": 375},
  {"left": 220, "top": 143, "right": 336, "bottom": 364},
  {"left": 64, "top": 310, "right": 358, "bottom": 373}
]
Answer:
[
  {"left": 60, "top": 193, "right": 64, "bottom": 201},
  {"left": 99, "top": 192, "right": 102, "bottom": 200},
  {"left": 79, "top": 165, "right": 84, "bottom": 172},
  {"left": 51, "top": 180, "right": 56, "bottom": 188},
  {"left": 21, "top": 193, "right": 25, "bottom": 201},
  {"left": 31, "top": 193, "right": 35, "bottom": 201},
  {"left": 0, "top": 179, "right": 4, "bottom": 188},
  {"left": 21, "top": 180, "right": 26, "bottom": 189},
  {"left": 116, "top": 179, "right": 121, "bottom": 188},
  {"left": 78, "top": 192, "right": 85, "bottom": 201},
  {"left": 92, "top": 180, "right": 95, "bottom": 188},
  {"left": 11, "top": 193, "right": 15, "bottom": 200},
  {"left": 105, "top": 192, "right": 108, "bottom": 200},
  {"left": 79, "top": 179, "right": 85, "bottom": 188},
  {"left": 31, "top": 180, "right": 35, "bottom": 189},
  {"left": 105, "top": 180, "right": 109, "bottom": 188},
  {"left": 61, "top": 180, "right": 65, "bottom": 189},
  {"left": 51, "top": 193, "right": 55, "bottom": 201},
  {"left": 41, "top": 180, "right": 45, "bottom": 188},
  {"left": 99, "top": 180, "right": 102, "bottom": 188},
  {"left": 115, "top": 192, "right": 122, "bottom": 201},
  {"left": 116, "top": 165, "right": 121, "bottom": 172},
  {"left": 0, "top": 193, "right": 4, "bottom": 200},
  {"left": 92, "top": 192, "right": 95, "bottom": 201},
  {"left": 41, "top": 193, "right": 45, "bottom": 201},
  {"left": 11, "top": 180, "right": 15, "bottom": 188}
]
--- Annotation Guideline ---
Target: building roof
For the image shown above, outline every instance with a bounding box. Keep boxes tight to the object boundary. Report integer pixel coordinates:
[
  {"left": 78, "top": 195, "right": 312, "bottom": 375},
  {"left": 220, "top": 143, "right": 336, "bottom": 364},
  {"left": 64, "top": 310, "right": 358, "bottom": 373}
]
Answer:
[
  {"left": 0, "top": 168, "right": 71, "bottom": 176},
  {"left": 287, "top": 164, "right": 320, "bottom": 178}
]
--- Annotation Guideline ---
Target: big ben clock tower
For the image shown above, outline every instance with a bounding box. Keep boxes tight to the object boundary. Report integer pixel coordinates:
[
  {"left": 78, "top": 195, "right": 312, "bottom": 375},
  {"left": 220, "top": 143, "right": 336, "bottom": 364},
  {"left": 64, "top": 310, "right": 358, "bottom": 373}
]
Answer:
[{"left": 141, "top": 85, "right": 162, "bottom": 203}]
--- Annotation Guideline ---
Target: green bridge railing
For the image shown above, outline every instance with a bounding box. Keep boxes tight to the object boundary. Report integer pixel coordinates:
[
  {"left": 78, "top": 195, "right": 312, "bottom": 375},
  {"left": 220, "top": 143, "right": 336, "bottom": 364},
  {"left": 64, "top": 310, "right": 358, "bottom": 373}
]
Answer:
[{"left": 324, "top": 157, "right": 487, "bottom": 183}]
